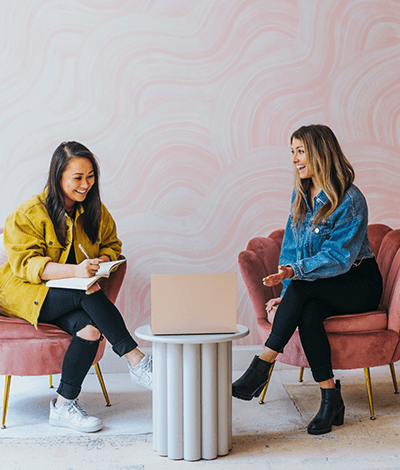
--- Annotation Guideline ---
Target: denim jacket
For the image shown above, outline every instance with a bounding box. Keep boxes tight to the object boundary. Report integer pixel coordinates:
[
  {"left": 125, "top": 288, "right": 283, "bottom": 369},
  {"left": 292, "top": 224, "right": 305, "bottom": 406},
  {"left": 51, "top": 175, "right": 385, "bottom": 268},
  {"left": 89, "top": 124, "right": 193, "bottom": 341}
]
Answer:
[{"left": 279, "top": 184, "right": 374, "bottom": 297}]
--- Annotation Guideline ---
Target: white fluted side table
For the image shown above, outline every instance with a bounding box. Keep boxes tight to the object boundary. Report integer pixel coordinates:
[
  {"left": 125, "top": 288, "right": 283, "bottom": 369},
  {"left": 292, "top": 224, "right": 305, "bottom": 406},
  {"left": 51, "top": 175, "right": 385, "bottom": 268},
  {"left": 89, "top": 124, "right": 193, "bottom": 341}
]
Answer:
[{"left": 135, "top": 324, "right": 249, "bottom": 461}]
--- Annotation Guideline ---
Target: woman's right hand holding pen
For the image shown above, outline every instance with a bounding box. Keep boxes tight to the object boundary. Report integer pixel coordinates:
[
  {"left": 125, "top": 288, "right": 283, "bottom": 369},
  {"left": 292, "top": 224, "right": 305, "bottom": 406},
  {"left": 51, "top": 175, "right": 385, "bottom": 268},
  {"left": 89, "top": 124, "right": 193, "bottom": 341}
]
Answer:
[
  {"left": 75, "top": 259, "right": 102, "bottom": 295},
  {"left": 75, "top": 258, "right": 101, "bottom": 278},
  {"left": 41, "top": 259, "right": 100, "bottom": 282},
  {"left": 76, "top": 243, "right": 100, "bottom": 277}
]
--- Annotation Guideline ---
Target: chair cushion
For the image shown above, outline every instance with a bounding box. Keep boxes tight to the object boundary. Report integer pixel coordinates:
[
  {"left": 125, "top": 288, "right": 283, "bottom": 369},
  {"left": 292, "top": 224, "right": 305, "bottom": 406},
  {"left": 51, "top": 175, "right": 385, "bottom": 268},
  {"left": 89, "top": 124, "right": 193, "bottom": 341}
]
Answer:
[
  {"left": 267, "top": 308, "right": 387, "bottom": 333},
  {"left": 323, "top": 310, "right": 387, "bottom": 333},
  {"left": 0, "top": 315, "right": 71, "bottom": 339},
  {"left": 0, "top": 314, "right": 106, "bottom": 376}
]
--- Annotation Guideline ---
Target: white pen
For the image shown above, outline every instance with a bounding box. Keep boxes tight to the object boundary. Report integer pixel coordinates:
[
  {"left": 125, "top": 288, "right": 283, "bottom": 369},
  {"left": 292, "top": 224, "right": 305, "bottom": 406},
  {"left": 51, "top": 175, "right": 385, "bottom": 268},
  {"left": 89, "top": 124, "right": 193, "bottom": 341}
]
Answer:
[{"left": 78, "top": 244, "right": 90, "bottom": 259}]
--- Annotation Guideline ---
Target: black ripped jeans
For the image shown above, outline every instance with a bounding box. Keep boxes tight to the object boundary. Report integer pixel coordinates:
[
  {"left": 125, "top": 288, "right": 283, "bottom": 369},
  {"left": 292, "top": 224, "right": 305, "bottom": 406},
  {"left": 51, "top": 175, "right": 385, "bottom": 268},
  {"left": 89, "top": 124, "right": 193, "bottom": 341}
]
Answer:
[
  {"left": 265, "top": 257, "right": 383, "bottom": 383},
  {"left": 39, "top": 288, "right": 138, "bottom": 400}
]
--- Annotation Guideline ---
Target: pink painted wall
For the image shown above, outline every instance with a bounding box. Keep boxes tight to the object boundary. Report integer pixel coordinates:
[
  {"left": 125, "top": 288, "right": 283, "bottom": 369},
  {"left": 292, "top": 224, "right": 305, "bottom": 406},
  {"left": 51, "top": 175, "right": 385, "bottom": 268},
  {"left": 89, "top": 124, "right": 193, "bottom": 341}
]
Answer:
[{"left": 0, "top": 0, "right": 399, "bottom": 345}]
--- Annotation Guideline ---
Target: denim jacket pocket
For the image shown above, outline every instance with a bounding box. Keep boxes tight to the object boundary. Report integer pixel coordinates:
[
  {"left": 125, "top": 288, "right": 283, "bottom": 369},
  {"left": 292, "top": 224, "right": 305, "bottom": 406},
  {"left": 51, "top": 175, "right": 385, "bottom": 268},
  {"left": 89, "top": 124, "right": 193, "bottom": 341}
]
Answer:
[
  {"left": 310, "top": 223, "right": 331, "bottom": 237},
  {"left": 306, "top": 221, "right": 333, "bottom": 255}
]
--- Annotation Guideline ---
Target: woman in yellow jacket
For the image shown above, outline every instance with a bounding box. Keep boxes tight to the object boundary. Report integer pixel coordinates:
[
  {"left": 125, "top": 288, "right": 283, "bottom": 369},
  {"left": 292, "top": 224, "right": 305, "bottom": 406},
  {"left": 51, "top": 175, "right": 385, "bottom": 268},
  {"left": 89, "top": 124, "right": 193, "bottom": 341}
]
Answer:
[{"left": 0, "top": 142, "right": 151, "bottom": 433}]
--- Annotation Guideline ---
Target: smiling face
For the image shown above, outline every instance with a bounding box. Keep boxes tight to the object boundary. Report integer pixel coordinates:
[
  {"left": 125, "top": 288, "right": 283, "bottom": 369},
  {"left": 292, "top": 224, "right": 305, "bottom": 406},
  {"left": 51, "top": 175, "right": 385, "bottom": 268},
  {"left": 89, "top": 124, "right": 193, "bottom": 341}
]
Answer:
[
  {"left": 60, "top": 157, "right": 95, "bottom": 210},
  {"left": 291, "top": 137, "right": 313, "bottom": 180}
]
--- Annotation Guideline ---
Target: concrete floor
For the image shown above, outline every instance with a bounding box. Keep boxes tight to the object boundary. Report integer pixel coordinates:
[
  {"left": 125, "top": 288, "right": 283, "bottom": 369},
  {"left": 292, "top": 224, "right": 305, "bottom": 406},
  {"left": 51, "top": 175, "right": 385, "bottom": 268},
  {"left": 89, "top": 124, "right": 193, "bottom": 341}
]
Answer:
[{"left": 1, "top": 361, "right": 400, "bottom": 469}]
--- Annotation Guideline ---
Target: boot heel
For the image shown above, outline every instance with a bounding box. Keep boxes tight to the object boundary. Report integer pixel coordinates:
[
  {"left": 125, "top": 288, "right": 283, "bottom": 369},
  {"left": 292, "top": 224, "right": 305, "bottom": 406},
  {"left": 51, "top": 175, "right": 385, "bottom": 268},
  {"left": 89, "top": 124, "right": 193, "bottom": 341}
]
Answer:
[
  {"left": 307, "top": 381, "right": 345, "bottom": 435},
  {"left": 253, "top": 381, "right": 268, "bottom": 398},
  {"left": 332, "top": 405, "right": 345, "bottom": 426}
]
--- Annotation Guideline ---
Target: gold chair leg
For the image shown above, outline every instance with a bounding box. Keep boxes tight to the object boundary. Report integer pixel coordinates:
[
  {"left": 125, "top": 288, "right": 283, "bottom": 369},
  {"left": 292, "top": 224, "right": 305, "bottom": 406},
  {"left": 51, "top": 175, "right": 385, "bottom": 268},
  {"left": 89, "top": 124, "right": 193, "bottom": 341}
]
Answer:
[
  {"left": 2, "top": 376, "right": 11, "bottom": 429},
  {"left": 49, "top": 375, "right": 54, "bottom": 388},
  {"left": 94, "top": 363, "right": 111, "bottom": 406},
  {"left": 299, "top": 366, "right": 304, "bottom": 383},
  {"left": 389, "top": 363, "right": 399, "bottom": 394},
  {"left": 259, "top": 362, "right": 275, "bottom": 404},
  {"left": 364, "top": 367, "right": 375, "bottom": 420}
]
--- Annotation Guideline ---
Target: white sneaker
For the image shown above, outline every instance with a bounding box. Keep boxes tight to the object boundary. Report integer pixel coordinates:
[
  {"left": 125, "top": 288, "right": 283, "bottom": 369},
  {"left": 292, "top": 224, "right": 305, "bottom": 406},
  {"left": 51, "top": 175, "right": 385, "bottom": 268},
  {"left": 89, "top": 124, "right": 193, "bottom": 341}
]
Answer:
[
  {"left": 128, "top": 354, "right": 153, "bottom": 390},
  {"left": 49, "top": 398, "right": 103, "bottom": 433}
]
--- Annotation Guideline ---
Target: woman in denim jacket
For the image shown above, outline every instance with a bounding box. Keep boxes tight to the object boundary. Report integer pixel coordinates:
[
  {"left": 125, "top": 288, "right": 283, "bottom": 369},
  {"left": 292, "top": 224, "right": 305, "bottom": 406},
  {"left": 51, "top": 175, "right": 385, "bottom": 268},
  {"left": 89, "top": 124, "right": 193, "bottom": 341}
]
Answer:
[{"left": 233, "top": 125, "right": 383, "bottom": 435}]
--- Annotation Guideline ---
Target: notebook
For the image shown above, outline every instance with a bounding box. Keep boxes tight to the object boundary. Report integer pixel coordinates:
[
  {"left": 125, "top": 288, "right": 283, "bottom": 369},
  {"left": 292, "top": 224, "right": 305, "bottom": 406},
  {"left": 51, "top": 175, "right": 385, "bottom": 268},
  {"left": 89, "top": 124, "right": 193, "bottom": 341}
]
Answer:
[{"left": 150, "top": 272, "right": 237, "bottom": 335}]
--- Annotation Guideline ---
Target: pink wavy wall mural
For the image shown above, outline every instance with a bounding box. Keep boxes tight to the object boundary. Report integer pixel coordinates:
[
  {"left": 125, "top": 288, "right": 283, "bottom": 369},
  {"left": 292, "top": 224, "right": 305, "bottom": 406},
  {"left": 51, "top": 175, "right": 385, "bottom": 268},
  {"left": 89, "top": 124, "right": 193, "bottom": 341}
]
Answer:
[{"left": 0, "top": 0, "right": 399, "bottom": 345}]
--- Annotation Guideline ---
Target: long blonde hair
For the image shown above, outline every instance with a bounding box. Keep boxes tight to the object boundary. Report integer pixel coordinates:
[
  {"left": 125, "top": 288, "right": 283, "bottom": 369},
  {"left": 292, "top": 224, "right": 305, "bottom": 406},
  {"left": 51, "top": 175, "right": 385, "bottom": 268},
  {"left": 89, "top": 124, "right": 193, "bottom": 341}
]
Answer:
[{"left": 291, "top": 125, "right": 355, "bottom": 225}]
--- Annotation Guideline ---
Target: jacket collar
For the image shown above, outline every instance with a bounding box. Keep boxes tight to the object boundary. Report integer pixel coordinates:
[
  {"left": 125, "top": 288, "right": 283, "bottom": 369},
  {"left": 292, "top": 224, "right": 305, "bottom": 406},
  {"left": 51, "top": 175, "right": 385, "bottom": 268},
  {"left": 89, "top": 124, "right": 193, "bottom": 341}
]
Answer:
[{"left": 65, "top": 203, "right": 84, "bottom": 222}]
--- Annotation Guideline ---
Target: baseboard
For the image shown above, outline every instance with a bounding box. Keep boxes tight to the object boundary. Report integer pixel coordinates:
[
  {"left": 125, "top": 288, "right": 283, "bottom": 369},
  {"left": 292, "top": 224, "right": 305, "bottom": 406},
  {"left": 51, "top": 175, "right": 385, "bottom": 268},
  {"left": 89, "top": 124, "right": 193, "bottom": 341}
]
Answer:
[{"left": 94, "top": 344, "right": 264, "bottom": 374}]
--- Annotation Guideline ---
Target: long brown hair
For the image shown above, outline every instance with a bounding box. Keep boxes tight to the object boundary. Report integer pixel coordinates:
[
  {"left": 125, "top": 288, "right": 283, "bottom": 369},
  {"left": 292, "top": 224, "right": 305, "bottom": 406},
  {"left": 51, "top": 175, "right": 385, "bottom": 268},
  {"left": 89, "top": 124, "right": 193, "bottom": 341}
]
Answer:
[
  {"left": 291, "top": 125, "right": 354, "bottom": 225},
  {"left": 45, "top": 142, "right": 101, "bottom": 247}
]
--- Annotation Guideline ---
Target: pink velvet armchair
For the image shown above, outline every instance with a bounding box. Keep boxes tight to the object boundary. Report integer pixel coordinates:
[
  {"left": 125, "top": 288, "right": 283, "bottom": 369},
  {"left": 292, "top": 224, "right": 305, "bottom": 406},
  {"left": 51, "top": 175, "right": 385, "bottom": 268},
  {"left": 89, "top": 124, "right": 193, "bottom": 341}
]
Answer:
[
  {"left": 238, "top": 224, "right": 400, "bottom": 419},
  {"left": 0, "top": 228, "right": 127, "bottom": 428}
]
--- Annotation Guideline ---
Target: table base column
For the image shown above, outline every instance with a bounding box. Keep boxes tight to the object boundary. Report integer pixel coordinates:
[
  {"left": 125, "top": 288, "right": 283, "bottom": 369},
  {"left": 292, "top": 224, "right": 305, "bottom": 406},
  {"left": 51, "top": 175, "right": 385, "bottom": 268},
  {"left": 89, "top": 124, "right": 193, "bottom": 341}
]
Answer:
[
  {"left": 153, "top": 342, "right": 167, "bottom": 456},
  {"left": 152, "top": 341, "right": 233, "bottom": 461},
  {"left": 183, "top": 343, "right": 201, "bottom": 461}
]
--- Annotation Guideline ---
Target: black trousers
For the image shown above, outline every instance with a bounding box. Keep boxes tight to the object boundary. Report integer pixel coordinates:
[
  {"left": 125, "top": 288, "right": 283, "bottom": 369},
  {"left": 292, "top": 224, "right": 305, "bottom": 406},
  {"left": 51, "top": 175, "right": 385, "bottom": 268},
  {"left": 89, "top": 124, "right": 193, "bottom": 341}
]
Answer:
[
  {"left": 39, "top": 288, "right": 138, "bottom": 400},
  {"left": 265, "top": 257, "right": 383, "bottom": 383}
]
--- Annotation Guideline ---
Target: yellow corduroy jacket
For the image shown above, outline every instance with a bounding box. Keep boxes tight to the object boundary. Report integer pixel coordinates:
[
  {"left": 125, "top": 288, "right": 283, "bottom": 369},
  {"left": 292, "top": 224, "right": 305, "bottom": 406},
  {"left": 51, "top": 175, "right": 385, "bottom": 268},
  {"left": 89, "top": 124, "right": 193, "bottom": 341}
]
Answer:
[{"left": 0, "top": 191, "right": 122, "bottom": 327}]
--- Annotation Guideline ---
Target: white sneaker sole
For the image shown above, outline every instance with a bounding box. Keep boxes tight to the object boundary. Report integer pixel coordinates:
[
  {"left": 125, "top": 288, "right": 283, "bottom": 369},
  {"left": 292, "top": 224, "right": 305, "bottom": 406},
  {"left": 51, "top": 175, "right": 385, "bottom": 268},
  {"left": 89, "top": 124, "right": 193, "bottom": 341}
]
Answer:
[
  {"left": 129, "top": 375, "right": 153, "bottom": 390},
  {"left": 49, "top": 416, "right": 103, "bottom": 433}
]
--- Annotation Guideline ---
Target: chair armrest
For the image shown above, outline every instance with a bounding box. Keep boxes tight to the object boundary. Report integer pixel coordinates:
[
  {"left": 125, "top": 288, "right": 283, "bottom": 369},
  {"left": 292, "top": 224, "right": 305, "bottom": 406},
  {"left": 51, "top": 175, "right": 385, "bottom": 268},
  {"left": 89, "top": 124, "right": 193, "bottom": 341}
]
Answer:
[
  {"left": 367, "top": 224, "right": 392, "bottom": 257},
  {"left": 387, "top": 250, "right": 400, "bottom": 334},
  {"left": 239, "top": 236, "right": 282, "bottom": 323},
  {"left": 245, "top": 236, "right": 283, "bottom": 298},
  {"left": 98, "top": 255, "right": 127, "bottom": 304}
]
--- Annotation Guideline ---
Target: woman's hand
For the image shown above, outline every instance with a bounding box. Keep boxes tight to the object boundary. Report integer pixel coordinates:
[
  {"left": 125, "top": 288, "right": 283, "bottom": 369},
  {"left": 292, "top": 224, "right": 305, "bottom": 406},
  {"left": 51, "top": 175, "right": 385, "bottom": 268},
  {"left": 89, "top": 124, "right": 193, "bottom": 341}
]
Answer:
[
  {"left": 86, "top": 282, "right": 101, "bottom": 295},
  {"left": 265, "top": 296, "right": 282, "bottom": 313},
  {"left": 41, "top": 256, "right": 106, "bottom": 281},
  {"left": 75, "top": 259, "right": 101, "bottom": 278},
  {"left": 263, "top": 265, "right": 294, "bottom": 287}
]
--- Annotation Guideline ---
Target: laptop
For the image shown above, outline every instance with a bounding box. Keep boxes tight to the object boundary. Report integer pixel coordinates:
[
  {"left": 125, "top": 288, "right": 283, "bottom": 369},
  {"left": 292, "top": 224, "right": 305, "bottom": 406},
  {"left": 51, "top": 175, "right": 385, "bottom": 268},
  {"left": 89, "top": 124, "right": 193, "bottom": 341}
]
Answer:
[{"left": 150, "top": 272, "right": 237, "bottom": 335}]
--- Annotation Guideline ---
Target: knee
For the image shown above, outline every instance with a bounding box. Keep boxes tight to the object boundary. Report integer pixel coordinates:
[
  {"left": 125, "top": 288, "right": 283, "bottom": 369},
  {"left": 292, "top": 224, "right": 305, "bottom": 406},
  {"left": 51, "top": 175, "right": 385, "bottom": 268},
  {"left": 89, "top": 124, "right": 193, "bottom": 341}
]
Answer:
[
  {"left": 76, "top": 324, "right": 101, "bottom": 341},
  {"left": 284, "top": 279, "right": 308, "bottom": 301},
  {"left": 298, "top": 299, "right": 325, "bottom": 329}
]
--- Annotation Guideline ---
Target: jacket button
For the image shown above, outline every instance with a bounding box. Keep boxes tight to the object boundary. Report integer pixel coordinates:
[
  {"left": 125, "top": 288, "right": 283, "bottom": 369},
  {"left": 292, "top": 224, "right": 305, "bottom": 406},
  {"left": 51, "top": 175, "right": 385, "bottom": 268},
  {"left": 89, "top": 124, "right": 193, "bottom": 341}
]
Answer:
[
  {"left": 315, "top": 228, "right": 320, "bottom": 234},
  {"left": 34, "top": 301, "right": 38, "bottom": 305},
  {"left": 49, "top": 241, "right": 53, "bottom": 245}
]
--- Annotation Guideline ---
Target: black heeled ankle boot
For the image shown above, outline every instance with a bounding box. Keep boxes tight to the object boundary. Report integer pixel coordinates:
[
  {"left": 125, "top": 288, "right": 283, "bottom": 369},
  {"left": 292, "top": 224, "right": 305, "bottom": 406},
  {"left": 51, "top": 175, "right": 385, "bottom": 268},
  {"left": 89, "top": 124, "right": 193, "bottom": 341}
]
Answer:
[
  {"left": 307, "top": 379, "right": 345, "bottom": 435},
  {"left": 232, "top": 355, "right": 273, "bottom": 401}
]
